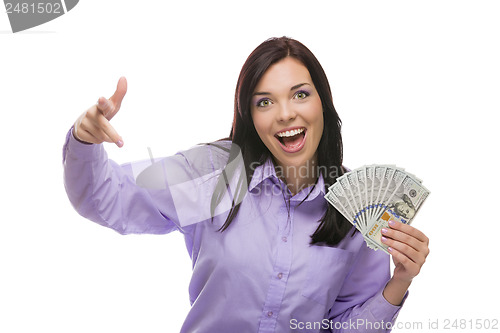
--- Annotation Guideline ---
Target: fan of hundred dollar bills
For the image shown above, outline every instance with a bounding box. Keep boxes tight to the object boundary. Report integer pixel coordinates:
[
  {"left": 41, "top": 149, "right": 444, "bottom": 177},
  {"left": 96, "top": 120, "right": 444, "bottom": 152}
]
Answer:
[{"left": 324, "top": 165, "right": 430, "bottom": 254}]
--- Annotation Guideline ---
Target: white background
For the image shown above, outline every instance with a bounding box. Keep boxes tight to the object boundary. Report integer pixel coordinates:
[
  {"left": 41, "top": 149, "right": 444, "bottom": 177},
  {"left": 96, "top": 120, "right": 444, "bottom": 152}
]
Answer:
[{"left": 1, "top": 1, "right": 499, "bottom": 332}]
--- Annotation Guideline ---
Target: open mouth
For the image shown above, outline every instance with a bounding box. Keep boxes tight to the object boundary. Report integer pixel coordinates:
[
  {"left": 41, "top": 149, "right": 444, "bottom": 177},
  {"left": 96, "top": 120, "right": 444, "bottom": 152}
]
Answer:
[{"left": 274, "top": 127, "right": 307, "bottom": 153}]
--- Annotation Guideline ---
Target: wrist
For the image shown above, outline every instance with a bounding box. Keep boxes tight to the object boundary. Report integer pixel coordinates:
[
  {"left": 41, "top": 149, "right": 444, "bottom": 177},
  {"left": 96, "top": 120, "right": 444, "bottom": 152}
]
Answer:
[
  {"left": 383, "top": 277, "right": 411, "bottom": 306},
  {"left": 71, "top": 125, "right": 92, "bottom": 145},
  {"left": 390, "top": 274, "right": 413, "bottom": 286}
]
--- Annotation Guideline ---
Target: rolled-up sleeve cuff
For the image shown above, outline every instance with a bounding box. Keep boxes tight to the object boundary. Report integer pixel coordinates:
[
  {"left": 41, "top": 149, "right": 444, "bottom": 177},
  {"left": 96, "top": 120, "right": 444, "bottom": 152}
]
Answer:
[
  {"left": 63, "top": 126, "right": 102, "bottom": 163},
  {"left": 368, "top": 288, "right": 409, "bottom": 324}
]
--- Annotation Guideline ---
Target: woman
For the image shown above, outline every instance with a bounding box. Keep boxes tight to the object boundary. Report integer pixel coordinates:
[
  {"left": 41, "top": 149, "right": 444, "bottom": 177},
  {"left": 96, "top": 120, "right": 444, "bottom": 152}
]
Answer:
[{"left": 64, "top": 37, "right": 429, "bottom": 332}]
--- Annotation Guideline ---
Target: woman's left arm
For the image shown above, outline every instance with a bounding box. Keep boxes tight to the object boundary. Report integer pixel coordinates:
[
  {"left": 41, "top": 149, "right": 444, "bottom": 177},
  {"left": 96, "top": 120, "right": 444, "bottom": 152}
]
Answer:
[{"left": 380, "top": 220, "right": 430, "bottom": 305}]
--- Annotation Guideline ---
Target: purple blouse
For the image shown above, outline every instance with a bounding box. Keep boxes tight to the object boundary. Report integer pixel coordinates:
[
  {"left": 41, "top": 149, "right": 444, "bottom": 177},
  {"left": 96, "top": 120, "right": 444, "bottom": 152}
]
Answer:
[{"left": 63, "top": 129, "right": 405, "bottom": 332}]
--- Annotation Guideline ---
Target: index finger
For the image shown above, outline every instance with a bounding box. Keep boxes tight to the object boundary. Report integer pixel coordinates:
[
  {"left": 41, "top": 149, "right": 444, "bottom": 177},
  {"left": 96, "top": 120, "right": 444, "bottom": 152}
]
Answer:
[
  {"left": 96, "top": 113, "right": 124, "bottom": 147},
  {"left": 388, "top": 220, "right": 429, "bottom": 244}
]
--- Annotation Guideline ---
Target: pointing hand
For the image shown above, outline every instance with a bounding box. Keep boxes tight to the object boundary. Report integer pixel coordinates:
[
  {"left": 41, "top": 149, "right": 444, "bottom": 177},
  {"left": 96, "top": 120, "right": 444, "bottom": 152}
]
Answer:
[{"left": 73, "top": 77, "right": 127, "bottom": 147}]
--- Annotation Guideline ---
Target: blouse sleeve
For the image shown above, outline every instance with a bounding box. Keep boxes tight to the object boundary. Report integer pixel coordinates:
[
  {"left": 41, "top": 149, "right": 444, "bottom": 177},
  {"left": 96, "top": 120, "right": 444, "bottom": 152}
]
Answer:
[
  {"left": 326, "top": 241, "right": 408, "bottom": 333},
  {"left": 62, "top": 127, "right": 235, "bottom": 238}
]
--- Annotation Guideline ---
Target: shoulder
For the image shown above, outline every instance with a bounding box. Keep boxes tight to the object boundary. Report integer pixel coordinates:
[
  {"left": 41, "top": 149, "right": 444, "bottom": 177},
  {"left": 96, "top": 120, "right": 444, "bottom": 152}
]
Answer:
[{"left": 175, "top": 139, "right": 238, "bottom": 171}]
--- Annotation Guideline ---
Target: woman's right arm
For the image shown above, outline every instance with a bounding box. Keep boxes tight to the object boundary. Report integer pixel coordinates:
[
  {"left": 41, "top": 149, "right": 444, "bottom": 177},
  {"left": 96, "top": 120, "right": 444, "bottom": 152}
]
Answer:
[{"left": 63, "top": 77, "right": 179, "bottom": 235}]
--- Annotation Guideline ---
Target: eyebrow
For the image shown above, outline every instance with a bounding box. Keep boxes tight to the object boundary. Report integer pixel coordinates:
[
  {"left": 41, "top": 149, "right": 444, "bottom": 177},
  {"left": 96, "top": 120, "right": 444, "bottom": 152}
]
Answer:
[{"left": 252, "top": 83, "right": 310, "bottom": 96}]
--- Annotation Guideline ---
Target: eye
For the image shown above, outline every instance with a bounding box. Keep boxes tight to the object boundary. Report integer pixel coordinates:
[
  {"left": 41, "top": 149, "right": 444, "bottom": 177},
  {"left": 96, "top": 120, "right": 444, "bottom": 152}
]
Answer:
[
  {"left": 256, "top": 98, "right": 272, "bottom": 108},
  {"left": 294, "top": 90, "right": 310, "bottom": 100}
]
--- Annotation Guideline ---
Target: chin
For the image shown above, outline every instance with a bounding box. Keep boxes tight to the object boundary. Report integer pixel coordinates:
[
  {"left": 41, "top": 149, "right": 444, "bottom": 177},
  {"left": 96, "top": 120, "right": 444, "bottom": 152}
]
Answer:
[{"left": 274, "top": 150, "right": 316, "bottom": 169}]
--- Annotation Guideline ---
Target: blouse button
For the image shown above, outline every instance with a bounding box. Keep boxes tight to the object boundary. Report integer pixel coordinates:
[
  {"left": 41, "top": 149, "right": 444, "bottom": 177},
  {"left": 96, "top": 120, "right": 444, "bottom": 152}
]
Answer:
[
  {"left": 282, "top": 236, "right": 287, "bottom": 242},
  {"left": 267, "top": 311, "right": 273, "bottom": 317},
  {"left": 277, "top": 273, "right": 283, "bottom": 279}
]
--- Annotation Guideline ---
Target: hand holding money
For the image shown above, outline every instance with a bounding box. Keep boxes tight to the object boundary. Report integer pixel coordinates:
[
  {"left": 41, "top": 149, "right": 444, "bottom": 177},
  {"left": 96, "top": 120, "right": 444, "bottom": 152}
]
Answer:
[
  {"left": 380, "top": 219, "right": 430, "bottom": 284},
  {"left": 325, "top": 164, "right": 430, "bottom": 254},
  {"left": 325, "top": 164, "right": 431, "bottom": 287}
]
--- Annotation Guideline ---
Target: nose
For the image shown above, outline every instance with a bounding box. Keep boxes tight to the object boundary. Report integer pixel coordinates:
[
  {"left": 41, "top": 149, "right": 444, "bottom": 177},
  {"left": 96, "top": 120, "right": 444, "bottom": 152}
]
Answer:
[{"left": 277, "top": 102, "right": 297, "bottom": 122}]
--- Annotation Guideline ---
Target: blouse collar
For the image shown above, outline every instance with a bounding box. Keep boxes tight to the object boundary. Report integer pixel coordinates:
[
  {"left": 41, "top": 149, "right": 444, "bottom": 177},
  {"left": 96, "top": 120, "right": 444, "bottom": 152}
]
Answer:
[{"left": 248, "top": 157, "right": 326, "bottom": 202}]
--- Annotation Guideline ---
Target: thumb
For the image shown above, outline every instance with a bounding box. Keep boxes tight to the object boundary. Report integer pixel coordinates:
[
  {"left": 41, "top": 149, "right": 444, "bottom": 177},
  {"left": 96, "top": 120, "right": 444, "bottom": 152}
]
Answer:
[
  {"left": 109, "top": 76, "right": 127, "bottom": 110},
  {"left": 97, "top": 77, "right": 127, "bottom": 121}
]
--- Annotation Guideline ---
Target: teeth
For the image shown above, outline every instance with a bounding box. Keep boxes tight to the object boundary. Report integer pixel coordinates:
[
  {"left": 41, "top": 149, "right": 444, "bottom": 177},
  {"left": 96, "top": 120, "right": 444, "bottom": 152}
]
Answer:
[{"left": 277, "top": 128, "right": 305, "bottom": 138}]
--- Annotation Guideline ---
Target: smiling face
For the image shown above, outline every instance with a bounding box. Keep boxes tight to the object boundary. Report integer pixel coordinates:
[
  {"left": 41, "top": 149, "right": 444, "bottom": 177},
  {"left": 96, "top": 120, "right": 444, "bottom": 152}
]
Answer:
[{"left": 251, "top": 57, "right": 324, "bottom": 171}]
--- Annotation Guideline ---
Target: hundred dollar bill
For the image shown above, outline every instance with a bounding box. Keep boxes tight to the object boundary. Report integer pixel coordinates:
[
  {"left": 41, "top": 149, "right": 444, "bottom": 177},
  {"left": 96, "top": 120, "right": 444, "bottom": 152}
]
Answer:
[
  {"left": 371, "top": 168, "right": 406, "bottom": 220},
  {"left": 376, "top": 167, "right": 396, "bottom": 216},
  {"left": 324, "top": 164, "right": 430, "bottom": 254},
  {"left": 355, "top": 167, "right": 369, "bottom": 228},
  {"left": 339, "top": 175, "right": 366, "bottom": 229},
  {"left": 324, "top": 189, "right": 382, "bottom": 250},
  {"left": 330, "top": 180, "right": 362, "bottom": 228},
  {"left": 365, "top": 165, "right": 376, "bottom": 224},
  {"left": 324, "top": 190, "right": 357, "bottom": 229},
  {"left": 346, "top": 170, "right": 365, "bottom": 227},
  {"left": 365, "top": 174, "right": 430, "bottom": 253},
  {"left": 368, "top": 166, "right": 388, "bottom": 222}
]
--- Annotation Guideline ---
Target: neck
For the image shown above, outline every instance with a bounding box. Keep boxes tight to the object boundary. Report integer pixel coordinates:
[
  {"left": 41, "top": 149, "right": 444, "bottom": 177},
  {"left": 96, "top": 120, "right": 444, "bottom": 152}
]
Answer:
[{"left": 274, "top": 158, "right": 319, "bottom": 196}]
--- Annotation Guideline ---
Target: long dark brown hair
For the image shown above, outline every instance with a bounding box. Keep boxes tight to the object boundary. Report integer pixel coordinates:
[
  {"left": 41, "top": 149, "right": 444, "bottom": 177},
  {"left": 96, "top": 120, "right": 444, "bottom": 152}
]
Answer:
[{"left": 210, "top": 36, "right": 353, "bottom": 246}]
